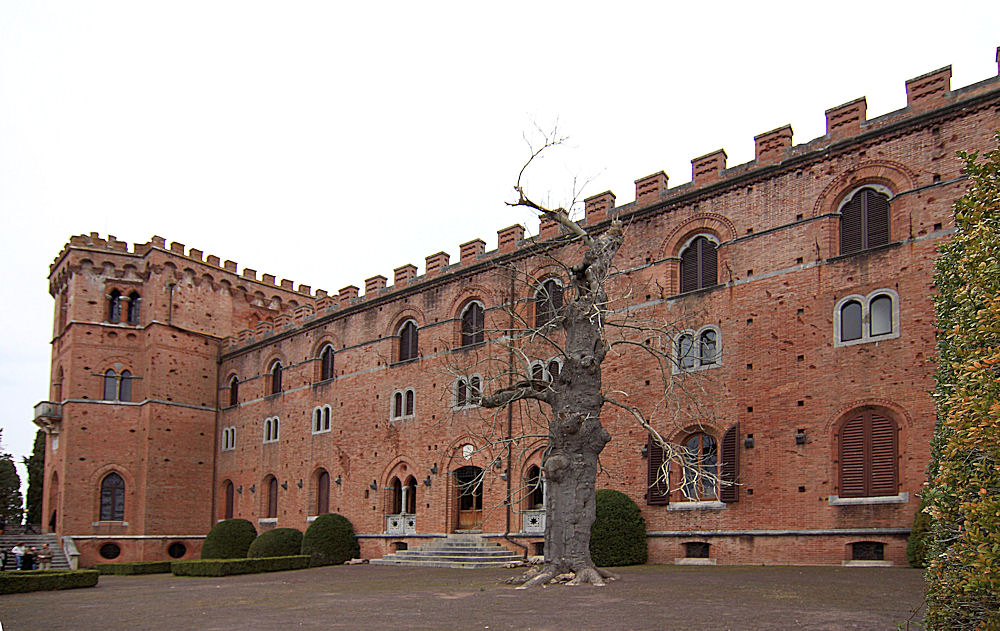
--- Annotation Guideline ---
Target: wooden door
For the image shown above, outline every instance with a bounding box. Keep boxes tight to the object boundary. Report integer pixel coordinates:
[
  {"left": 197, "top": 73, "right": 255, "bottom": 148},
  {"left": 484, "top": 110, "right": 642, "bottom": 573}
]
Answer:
[{"left": 455, "top": 466, "right": 483, "bottom": 530}]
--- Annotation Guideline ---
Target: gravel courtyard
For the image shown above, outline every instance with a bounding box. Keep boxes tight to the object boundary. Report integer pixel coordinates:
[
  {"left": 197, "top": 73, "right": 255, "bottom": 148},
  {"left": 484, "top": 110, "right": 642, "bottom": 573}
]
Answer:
[{"left": 0, "top": 564, "right": 926, "bottom": 631}]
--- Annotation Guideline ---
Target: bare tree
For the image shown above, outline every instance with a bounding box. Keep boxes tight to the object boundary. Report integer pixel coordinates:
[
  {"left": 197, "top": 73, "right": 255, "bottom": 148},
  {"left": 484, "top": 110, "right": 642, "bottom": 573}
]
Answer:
[{"left": 460, "top": 129, "right": 731, "bottom": 587}]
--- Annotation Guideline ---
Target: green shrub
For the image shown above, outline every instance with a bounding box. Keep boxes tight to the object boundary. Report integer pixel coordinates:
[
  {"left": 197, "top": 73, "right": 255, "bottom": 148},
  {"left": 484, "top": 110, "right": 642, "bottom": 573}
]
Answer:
[
  {"left": 0, "top": 570, "right": 99, "bottom": 594},
  {"left": 301, "top": 513, "right": 361, "bottom": 567},
  {"left": 906, "top": 495, "right": 932, "bottom": 569},
  {"left": 247, "top": 527, "right": 303, "bottom": 559},
  {"left": 201, "top": 518, "right": 257, "bottom": 559},
  {"left": 96, "top": 561, "right": 172, "bottom": 575},
  {"left": 171, "top": 555, "right": 309, "bottom": 577},
  {"left": 590, "top": 489, "right": 647, "bottom": 567}
]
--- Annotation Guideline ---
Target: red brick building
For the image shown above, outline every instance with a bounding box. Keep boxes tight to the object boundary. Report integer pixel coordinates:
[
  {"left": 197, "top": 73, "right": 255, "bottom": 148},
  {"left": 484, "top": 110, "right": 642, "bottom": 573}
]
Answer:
[{"left": 34, "top": 54, "right": 1000, "bottom": 568}]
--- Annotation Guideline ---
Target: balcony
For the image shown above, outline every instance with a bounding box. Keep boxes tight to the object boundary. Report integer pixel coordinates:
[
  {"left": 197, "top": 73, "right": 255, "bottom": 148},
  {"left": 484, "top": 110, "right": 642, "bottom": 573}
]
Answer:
[{"left": 33, "top": 401, "right": 62, "bottom": 432}]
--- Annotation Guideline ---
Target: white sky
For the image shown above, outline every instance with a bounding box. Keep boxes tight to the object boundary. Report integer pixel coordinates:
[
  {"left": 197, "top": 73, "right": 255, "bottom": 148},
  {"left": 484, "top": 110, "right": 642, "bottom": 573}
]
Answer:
[{"left": 1, "top": 1, "right": 998, "bottom": 505}]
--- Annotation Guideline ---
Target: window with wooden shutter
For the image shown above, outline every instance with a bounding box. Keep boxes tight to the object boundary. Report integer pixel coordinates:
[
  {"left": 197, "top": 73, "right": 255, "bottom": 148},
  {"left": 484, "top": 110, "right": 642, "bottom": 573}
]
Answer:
[
  {"left": 679, "top": 236, "right": 718, "bottom": 293},
  {"left": 317, "top": 471, "right": 330, "bottom": 515},
  {"left": 461, "top": 302, "right": 485, "bottom": 347},
  {"left": 229, "top": 376, "right": 239, "bottom": 407},
  {"left": 108, "top": 289, "right": 122, "bottom": 323},
  {"left": 719, "top": 424, "right": 740, "bottom": 503},
  {"left": 320, "top": 345, "right": 335, "bottom": 381},
  {"left": 534, "top": 279, "right": 564, "bottom": 328},
  {"left": 224, "top": 480, "right": 234, "bottom": 520},
  {"left": 270, "top": 362, "right": 282, "bottom": 394},
  {"left": 266, "top": 476, "right": 278, "bottom": 518},
  {"left": 398, "top": 320, "right": 419, "bottom": 362},
  {"left": 646, "top": 435, "right": 669, "bottom": 505},
  {"left": 838, "top": 408, "right": 898, "bottom": 498},
  {"left": 840, "top": 188, "right": 891, "bottom": 255},
  {"left": 127, "top": 292, "right": 141, "bottom": 324}
]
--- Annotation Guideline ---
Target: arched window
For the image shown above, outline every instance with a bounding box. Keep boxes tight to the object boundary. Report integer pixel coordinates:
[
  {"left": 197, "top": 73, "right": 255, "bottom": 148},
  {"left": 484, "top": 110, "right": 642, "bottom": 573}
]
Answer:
[
  {"left": 679, "top": 236, "right": 718, "bottom": 293},
  {"left": 456, "top": 379, "right": 468, "bottom": 407},
  {"left": 319, "top": 345, "right": 335, "bottom": 381},
  {"left": 312, "top": 408, "right": 322, "bottom": 433},
  {"left": 53, "top": 367, "right": 63, "bottom": 402},
  {"left": 263, "top": 417, "right": 279, "bottom": 443},
  {"left": 266, "top": 475, "right": 278, "bottom": 518},
  {"left": 224, "top": 480, "right": 234, "bottom": 520},
  {"left": 525, "top": 465, "right": 544, "bottom": 509},
  {"left": 834, "top": 290, "right": 900, "bottom": 346},
  {"left": 390, "top": 477, "right": 403, "bottom": 514},
  {"left": 840, "top": 187, "right": 890, "bottom": 255},
  {"left": 469, "top": 375, "right": 481, "bottom": 403},
  {"left": 119, "top": 370, "right": 132, "bottom": 402},
  {"left": 405, "top": 476, "right": 417, "bottom": 514},
  {"left": 269, "top": 362, "right": 283, "bottom": 395},
  {"left": 221, "top": 426, "right": 235, "bottom": 451},
  {"left": 103, "top": 370, "right": 118, "bottom": 400},
  {"left": 460, "top": 302, "right": 485, "bottom": 347},
  {"left": 838, "top": 408, "right": 898, "bottom": 498},
  {"left": 534, "top": 279, "right": 564, "bottom": 328},
  {"left": 99, "top": 472, "right": 125, "bottom": 521},
  {"left": 316, "top": 470, "right": 330, "bottom": 515},
  {"left": 108, "top": 290, "right": 122, "bottom": 323},
  {"left": 547, "top": 359, "right": 561, "bottom": 383},
  {"left": 840, "top": 300, "right": 863, "bottom": 341},
  {"left": 398, "top": 320, "right": 419, "bottom": 362},
  {"left": 127, "top": 292, "right": 141, "bottom": 324},
  {"left": 228, "top": 376, "right": 239, "bottom": 407},
  {"left": 682, "top": 433, "right": 718, "bottom": 500},
  {"left": 322, "top": 405, "right": 331, "bottom": 431},
  {"left": 392, "top": 391, "right": 403, "bottom": 419},
  {"left": 405, "top": 389, "right": 415, "bottom": 416},
  {"left": 531, "top": 361, "right": 545, "bottom": 381},
  {"left": 675, "top": 327, "right": 722, "bottom": 372}
]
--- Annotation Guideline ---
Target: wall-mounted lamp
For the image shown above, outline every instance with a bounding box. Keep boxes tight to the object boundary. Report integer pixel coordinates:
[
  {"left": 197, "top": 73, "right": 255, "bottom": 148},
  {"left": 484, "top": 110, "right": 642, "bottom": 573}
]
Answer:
[
  {"left": 744, "top": 434, "right": 755, "bottom": 449},
  {"left": 281, "top": 481, "right": 288, "bottom": 490},
  {"left": 296, "top": 479, "right": 303, "bottom": 489},
  {"left": 249, "top": 484, "right": 256, "bottom": 494},
  {"left": 236, "top": 485, "right": 243, "bottom": 494},
  {"left": 499, "top": 473, "right": 508, "bottom": 481},
  {"left": 494, "top": 457, "right": 503, "bottom": 470},
  {"left": 369, "top": 480, "right": 378, "bottom": 491},
  {"left": 423, "top": 476, "right": 432, "bottom": 487},
  {"left": 795, "top": 429, "right": 806, "bottom": 445},
  {"left": 430, "top": 463, "right": 438, "bottom": 474},
  {"left": 334, "top": 475, "right": 342, "bottom": 485},
  {"left": 640, "top": 445, "right": 648, "bottom": 459}
]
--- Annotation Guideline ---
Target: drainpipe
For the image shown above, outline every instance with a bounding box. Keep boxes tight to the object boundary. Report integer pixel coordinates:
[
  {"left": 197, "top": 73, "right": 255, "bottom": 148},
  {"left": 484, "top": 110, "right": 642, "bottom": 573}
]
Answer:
[{"left": 502, "top": 266, "right": 528, "bottom": 559}]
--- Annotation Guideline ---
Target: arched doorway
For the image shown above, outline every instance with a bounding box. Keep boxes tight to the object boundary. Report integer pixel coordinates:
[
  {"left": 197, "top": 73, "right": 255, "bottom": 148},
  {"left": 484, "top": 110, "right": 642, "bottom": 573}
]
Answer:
[{"left": 454, "top": 466, "right": 483, "bottom": 531}]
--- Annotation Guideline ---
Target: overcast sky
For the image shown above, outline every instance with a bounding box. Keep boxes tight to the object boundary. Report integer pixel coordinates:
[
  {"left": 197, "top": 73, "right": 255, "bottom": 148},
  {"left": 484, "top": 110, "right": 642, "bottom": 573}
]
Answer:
[{"left": 1, "top": 1, "right": 998, "bottom": 505}]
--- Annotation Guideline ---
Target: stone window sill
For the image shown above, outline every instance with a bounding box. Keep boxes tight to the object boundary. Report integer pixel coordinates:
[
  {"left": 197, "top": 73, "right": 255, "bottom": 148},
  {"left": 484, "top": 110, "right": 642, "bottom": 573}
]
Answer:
[
  {"left": 828, "top": 492, "right": 908, "bottom": 506},
  {"left": 666, "top": 500, "right": 726, "bottom": 511}
]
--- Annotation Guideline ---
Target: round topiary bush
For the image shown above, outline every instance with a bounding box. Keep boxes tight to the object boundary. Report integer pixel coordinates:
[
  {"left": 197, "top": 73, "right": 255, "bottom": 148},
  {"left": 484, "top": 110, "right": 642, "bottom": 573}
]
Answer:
[
  {"left": 201, "top": 519, "right": 258, "bottom": 559},
  {"left": 590, "top": 489, "right": 647, "bottom": 567},
  {"left": 301, "top": 514, "right": 361, "bottom": 566},
  {"left": 247, "top": 527, "right": 303, "bottom": 559}
]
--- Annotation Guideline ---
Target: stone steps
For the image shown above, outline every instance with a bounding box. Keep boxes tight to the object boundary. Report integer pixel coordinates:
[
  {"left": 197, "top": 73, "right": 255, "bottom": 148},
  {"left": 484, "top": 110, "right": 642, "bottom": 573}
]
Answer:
[
  {"left": 370, "top": 534, "right": 523, "bottom": 569},
  {"left": 0, "top": 533, "right": 71, "bottom": 570}
]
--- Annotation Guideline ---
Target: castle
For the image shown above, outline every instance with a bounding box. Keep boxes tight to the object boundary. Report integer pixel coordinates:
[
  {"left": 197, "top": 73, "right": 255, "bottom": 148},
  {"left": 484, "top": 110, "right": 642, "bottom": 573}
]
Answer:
[{"left": 33, "top": 52, "right": 1000, "bottom": 568}]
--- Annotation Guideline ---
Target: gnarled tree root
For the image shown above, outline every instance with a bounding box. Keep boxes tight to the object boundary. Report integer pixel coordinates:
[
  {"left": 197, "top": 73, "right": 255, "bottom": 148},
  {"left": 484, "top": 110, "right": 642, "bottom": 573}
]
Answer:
[{"left": 511, "top": 564, "right": 618, "bottom": 589}]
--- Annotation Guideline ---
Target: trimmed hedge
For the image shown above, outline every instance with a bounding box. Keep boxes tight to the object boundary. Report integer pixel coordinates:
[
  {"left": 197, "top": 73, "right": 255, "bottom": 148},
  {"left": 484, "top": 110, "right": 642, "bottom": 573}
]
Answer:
[
  {"left": 201, "top": 518, "right": 257, "bottom": 559},
  {"left": 590, "top": 489, "right": 648, "bottom": 567},
  {"left": 301, "top": 514, "right": 361, "bottom": 567},
  {"left": 0, "top": 570, "right": 99, "bottom": 594},
  {"left": 171, "top": 555, "right": 309, "bottom": 577},
  {"left": 248, "top": 527, "right": 303, "bottom": 559},
  {"left": 96, "top": 561, "right": 173, "bottom": 575}
]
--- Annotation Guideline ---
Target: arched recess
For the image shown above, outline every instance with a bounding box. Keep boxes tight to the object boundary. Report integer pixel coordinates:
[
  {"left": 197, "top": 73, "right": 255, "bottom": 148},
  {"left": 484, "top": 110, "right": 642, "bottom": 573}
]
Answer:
[
  {"left": 47, "top": 471, "right": 60, "bottom": 532},
  {"left": 826, "top": 399, "right": 910, "bottom": 498},
  {"left": 311, "top": 468, "right": 331, "bottom": 516},
  {"left": 658, "top": 214, "right": 736, "bottom": 295},
  {"left": 813, "top": 160, "right": 917, "bottom": 257}
]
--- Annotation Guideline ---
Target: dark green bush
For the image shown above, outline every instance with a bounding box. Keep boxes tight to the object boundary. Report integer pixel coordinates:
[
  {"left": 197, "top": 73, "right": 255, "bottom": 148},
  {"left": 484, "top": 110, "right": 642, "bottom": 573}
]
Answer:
[
  {"left": 906, "top": 495, "right": 931, "bottom": 569},
  {"left": 201, "top": 518, "right": 257, "bottom": 559},
  {"left": 301, "top": 513, "right": 361, "bottom": 567},
  {"left": 171, "top": 555, "right": 309, "bottom": 577},
  {"left": 0, "top": 570, "right": 99, "bottom": 594},
  {"left": 247, "top": 527, "right": 303, "bottom": 559},
  {"left": 590, "top": 489, "right": 648, "bottom": 567},
  {"left": 96, "top": 561, "right": 172, "bottom": 575}
]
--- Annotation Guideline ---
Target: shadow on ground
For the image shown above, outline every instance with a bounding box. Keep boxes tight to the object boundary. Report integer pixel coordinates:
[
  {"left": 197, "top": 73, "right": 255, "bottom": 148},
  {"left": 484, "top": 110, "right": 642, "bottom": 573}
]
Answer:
[{"left": 0, "top": 564, "right": 926, "bottom": 631}]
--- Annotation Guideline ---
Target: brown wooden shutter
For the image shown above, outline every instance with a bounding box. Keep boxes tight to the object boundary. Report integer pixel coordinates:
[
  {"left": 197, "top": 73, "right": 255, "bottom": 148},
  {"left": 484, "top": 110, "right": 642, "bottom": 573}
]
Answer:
[
  {"left": 719, "top": 423, "right": 740, "bottom": 503},
  {"left": 701, "top": 239, "right": 717, "bottom": 288},
  {"left": 839, "top": 413, "right": 867, "bottom": 498},
  {"left": 868, "top": 411, "right": 898, "bottom": 496},
  {"left": 647, "top": 435, "right": 669, "bottom": 505},
  {"left": 680, "top": 243, "right": 699, "bottom": 292},
  {"left": 840, "top": 192, "right": 864, "bottom": 255},
  {"left": 865, "top": 190, "right": 890, "bottom": 248}
]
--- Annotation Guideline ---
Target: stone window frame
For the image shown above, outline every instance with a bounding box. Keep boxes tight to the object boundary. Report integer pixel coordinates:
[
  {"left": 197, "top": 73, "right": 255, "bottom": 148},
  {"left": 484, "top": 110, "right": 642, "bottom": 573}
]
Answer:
[
  {"left": 390, "top": 387, "right": 416, "bottom": 420},
  {"left": 221, "top": 426, "right": 236, "bottom": 451},
  {"left": 452, "top": 374, "right": 483, "bottom": 409},
  {"left": 263, "top": 416, "right": 280, "bottom": 444},
  {"left": 833, "top": 288, "right": 900, "bottom": 347},
  {"left": 673, "top": 325, "right": 722, "bottom": 373},
  {"left": 311, "top": 405, "right": 332, "bottom": 434}
]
